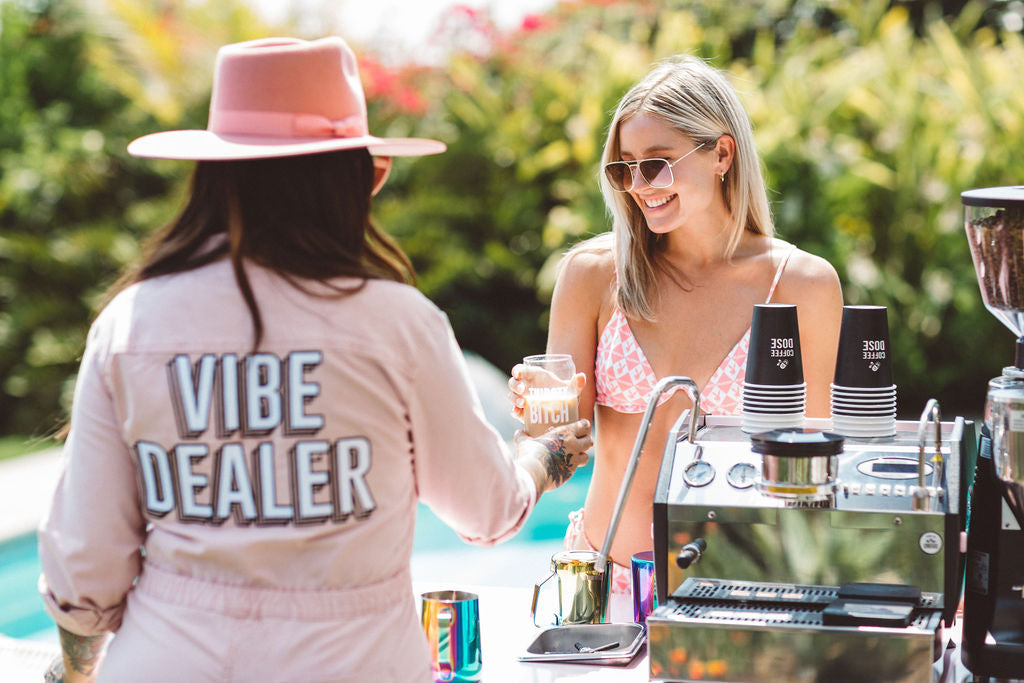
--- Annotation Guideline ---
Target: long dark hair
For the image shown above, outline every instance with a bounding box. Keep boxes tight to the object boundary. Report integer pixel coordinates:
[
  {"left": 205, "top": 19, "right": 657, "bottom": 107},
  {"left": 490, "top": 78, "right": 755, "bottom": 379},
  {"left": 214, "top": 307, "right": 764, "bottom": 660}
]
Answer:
[{"left": 105, "top": 148, "right": 413, "bottom": 348}]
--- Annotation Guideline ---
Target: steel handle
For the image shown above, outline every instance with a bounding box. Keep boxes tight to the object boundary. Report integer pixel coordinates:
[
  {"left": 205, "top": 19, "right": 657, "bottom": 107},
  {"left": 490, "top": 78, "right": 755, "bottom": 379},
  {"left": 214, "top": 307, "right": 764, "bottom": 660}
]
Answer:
[
  {"left": 595, "top": 376, "right": 700, "bottom": 571},
  {"left": 914, "top": 398, "right": 942, "bottom": 511},
  {"left": 531, "top": 570, "right": 557, "bottom": 627}
]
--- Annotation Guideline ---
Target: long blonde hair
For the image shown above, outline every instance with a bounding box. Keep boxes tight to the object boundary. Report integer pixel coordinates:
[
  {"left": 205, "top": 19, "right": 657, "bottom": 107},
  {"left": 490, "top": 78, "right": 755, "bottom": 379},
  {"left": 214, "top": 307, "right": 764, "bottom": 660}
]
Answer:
[{"left": 584, "top": 55, "right": 773, "bottom": 321}]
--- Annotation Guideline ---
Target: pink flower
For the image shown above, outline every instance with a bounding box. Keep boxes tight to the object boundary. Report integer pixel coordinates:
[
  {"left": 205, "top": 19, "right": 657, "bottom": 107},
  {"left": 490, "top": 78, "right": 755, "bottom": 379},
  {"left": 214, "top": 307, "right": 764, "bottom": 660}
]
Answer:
[{"left": 521, "top": 14, "right": 545, "bottom": 31}]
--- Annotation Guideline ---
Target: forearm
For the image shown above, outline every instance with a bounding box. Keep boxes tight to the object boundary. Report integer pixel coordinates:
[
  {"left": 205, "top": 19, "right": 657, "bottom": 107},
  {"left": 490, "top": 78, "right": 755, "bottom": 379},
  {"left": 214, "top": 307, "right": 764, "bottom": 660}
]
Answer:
[
  {"left": 516, "top": 432, "right": 577, "bottom": 496},
  {"left": 52, "top": 626, "right": 107, "bottom": 683}
]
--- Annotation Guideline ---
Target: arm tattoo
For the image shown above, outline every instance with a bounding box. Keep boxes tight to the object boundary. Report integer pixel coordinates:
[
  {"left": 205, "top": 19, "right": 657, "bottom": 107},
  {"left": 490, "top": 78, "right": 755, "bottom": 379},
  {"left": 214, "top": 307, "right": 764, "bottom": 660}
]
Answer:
[
  {"left": 536, "top": 433, "right": 574, "bottom": 489},
  {"left": 58, "top": 626, "right": 106, "bottom": 677},
  {"left": 43, "top": 656, "right": 64, "bottom": 683}
]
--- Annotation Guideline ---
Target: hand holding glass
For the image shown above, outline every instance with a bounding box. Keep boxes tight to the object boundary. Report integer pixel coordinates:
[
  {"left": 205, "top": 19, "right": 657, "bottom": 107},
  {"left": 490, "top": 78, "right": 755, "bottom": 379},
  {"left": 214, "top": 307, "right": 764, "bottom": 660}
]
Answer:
[{"left": 519, "top": 354, "right": 581, "bottom": 438}]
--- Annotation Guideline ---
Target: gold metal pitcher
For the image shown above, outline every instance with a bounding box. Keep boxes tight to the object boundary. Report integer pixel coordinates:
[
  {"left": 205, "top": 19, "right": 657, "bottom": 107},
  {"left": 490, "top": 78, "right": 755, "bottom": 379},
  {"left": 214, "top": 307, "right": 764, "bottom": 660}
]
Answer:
[{"left": 530, "top": 549, "right": 611, "bottom": 626}]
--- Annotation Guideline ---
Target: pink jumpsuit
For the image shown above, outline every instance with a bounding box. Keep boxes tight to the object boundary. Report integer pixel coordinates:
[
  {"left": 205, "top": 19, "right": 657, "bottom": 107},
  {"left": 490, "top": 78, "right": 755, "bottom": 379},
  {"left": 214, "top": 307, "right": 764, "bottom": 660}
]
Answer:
[{"left": 37, "top": 259, "right": 538, "bottom": 682}]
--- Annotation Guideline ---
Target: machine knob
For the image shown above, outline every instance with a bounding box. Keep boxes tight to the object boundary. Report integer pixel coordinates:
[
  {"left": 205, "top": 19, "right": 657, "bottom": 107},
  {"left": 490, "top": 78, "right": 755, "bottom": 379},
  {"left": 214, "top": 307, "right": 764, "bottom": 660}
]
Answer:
[{"left": 676, "top": 538, "right": 707, "bottom": 569}]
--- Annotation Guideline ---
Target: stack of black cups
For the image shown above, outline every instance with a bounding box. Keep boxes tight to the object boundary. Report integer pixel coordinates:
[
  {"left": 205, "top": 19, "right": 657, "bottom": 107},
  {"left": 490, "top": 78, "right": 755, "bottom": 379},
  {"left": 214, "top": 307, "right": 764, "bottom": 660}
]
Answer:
[
  {"left": 830, "top": 305, "right": 896, "bottom": 437},
  {"left": 742, "top": 304, "right": 806, "bottom": 433}
]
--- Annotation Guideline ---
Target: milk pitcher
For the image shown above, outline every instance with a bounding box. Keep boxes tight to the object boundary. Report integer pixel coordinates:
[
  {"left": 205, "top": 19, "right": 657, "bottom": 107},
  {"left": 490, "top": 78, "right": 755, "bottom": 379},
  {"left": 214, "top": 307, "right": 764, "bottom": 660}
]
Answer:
[{"left": 530, "top": 550, "right": 611, "bottom": 626}]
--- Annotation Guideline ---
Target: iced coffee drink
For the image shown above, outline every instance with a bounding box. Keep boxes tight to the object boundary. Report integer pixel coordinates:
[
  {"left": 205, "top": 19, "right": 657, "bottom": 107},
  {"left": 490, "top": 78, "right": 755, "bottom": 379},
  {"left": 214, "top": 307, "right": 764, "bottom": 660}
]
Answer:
[
  {"left": 521, "top": 354, "right": 580, "bottom": 438},
  {"left": 524, "top": 387, "right": 580, "bottom": 437}
]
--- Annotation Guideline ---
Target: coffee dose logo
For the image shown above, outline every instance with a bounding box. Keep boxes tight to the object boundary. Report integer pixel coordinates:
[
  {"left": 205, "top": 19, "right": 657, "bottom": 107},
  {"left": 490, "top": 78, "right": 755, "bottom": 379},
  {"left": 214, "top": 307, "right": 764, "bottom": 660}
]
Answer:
[
  {"left": 863, "top": 339, "right": 886, "bottom": 371},
  {"left": 771, "top": 337, "right": 795, "bottom": 369}
]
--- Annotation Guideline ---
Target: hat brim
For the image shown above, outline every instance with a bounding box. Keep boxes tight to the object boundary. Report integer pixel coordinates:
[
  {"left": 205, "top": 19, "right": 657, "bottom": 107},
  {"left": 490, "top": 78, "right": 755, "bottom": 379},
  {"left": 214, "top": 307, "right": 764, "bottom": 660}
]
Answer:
[{"left": 127, "top": 129, "right": 446, "bottom": 160}]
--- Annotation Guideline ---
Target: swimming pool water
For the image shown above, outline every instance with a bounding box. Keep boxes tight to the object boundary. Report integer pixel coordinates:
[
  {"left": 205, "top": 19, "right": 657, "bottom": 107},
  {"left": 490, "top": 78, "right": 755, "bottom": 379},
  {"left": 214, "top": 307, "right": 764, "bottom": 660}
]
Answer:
[
  {"left": 0, "top": 464, "right": 592, "bottom": 640},
  {"left": 0, "top": 533, "right": 54, "bottom": 639}
]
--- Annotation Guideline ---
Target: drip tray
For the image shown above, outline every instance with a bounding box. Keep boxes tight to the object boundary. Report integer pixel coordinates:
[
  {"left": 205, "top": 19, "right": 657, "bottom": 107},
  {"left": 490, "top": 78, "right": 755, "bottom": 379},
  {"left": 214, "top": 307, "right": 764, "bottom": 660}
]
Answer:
[
  {"left": 648, "top": 578, "right": 945, "bottom": 682},
  {"left": 519, "top": 623, "right": 646, "bottom": 665},
  {"left": 675, "top": 578, "right": 939, "bottom": 606}
]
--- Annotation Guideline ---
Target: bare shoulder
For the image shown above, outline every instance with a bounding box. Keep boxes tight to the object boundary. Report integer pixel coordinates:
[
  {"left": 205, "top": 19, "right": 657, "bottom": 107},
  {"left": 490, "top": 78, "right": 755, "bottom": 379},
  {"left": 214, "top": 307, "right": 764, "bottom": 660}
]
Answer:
[
  {"left": 550, "top": 235, "right": 616, "bottom": 333},
  {"left": 556, "top": 236, "right": 616, "bottom": 296},
  {"left": 775, "top": 242, "right": 841, "bottom": 296}
]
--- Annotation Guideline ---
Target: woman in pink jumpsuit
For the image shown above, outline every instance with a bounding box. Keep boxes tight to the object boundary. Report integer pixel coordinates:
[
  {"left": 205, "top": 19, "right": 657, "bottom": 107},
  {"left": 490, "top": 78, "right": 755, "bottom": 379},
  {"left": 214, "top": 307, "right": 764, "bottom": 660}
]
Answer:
[{"left": 38, "top": 37, "right": 592, "bottom": 683}]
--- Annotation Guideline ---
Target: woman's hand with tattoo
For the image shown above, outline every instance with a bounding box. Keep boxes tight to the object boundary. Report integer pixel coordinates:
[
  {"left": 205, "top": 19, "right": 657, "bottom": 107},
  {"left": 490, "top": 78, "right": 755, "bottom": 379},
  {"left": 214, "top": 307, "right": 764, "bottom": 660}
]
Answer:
[{"left": 514, "top": 418, "right": 592, "bottom": 495}]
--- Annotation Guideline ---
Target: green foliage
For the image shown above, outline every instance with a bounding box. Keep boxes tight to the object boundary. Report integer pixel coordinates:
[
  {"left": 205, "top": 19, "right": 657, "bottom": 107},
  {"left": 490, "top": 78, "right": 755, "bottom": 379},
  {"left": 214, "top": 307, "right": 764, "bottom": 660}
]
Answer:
[
  {"left": 373, "top": 0, "right": 1024, "bottom": 416},
  {"left": 2, "top": 0, "right": 1023, "bottom": 438},
  {"left": 0, "top": 0, "right": 283, "bottom": 437}
]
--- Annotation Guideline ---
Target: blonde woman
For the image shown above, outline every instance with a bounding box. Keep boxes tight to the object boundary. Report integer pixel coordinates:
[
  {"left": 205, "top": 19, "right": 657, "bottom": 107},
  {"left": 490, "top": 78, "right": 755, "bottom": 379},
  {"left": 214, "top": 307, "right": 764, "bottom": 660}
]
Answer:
[{"left": 511, "top": 55, "right": 842, "bottom": 619}]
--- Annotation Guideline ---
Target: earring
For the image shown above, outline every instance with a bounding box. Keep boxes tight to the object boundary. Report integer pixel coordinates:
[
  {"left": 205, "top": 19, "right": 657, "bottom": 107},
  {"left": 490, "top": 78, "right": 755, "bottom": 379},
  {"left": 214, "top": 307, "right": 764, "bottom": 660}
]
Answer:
[{"left": 719, "top": 173, "right": 725, "bottom": 183}]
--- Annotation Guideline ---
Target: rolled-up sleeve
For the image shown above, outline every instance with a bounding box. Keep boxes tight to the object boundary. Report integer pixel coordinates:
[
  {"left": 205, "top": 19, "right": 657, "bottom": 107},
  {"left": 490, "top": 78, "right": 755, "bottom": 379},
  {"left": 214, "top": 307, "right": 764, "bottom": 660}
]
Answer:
[
  {"left": 407, "top": 306, "right": 537, "bottom": 546},
  {"left": 37, "top": 314, "right": 145, "bottom": 636}
]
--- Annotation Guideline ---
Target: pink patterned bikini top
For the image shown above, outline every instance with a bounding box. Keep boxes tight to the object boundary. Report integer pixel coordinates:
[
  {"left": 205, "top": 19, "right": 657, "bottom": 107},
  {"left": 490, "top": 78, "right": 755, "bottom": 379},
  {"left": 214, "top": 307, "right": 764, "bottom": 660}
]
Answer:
[{"left": 594, "top": 246, "right": 796, "bottom": 415}]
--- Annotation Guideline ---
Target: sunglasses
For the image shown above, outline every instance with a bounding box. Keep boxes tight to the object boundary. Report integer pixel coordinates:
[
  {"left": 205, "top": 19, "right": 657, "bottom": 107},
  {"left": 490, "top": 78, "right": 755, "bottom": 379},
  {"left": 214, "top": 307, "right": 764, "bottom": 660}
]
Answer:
[{"left": 603, "top": 142, "right": 708, "bottom": 192}]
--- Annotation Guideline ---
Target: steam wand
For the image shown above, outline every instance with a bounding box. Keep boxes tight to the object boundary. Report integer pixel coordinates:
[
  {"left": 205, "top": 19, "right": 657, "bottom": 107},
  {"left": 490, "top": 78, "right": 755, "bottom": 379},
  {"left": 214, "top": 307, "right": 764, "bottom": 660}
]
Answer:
[
  {"left": 594, "top": 376, "right": 701, "bottom": 573},
  {"left": 913, "top": 398, "right": 943, "bottom": 512}
]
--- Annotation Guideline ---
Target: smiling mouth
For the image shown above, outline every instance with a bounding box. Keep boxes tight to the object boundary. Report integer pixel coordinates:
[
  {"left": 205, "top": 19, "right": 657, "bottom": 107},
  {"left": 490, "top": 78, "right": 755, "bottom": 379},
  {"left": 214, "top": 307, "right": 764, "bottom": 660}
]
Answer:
[{"left": 644, "top": 194, "right": 676, "bottom": 209}]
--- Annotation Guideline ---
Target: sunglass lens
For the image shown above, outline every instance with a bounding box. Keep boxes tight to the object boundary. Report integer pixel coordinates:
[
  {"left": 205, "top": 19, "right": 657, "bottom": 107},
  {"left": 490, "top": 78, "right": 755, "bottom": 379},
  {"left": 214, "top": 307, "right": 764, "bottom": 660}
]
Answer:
[
  {"left": 638, "top": 159, "right": 672, "bottom": 188},
  {"left": 604, "top": 163, "right": 631, "bottom": 191}
]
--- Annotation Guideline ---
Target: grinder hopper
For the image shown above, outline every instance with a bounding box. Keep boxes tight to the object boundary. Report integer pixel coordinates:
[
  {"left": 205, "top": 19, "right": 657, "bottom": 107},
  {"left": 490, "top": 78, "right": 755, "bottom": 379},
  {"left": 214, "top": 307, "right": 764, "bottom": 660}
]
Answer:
[
  {"left": 961, "top": 185, "right": 1024, "bottom": 678},
  {"left": 963, "top": 185, "right": 1024, "bottom": 368},
  {"left": 963, "top": 186, "right": 1024, "bottom": 522}
]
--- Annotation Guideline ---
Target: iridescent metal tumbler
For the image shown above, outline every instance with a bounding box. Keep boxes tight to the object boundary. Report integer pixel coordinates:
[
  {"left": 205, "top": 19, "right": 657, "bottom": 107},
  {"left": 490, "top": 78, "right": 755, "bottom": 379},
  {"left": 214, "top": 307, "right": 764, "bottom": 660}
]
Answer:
[
  {"left": 630, "top": 550, "right": 657, "bottom": 625},
  {"left": 420, "top": 590, "right": 481, "bottom": 682}
]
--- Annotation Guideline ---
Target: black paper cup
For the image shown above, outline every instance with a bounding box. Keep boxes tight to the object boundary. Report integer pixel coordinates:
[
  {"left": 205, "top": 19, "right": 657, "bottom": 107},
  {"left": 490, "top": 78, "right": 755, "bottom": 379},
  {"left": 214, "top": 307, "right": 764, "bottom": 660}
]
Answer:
[
  {"left": 829, "top": 394, "right": 897, "bottom": 405},
  {"left": 830, "top": 394, "right": 896, "bottom": 405},
  {"left": 831, "top": 386, "right": 897, "bottom": 399},
  {"left": 831, "top": 406, "right": 897, "bottom": 417},
  {"left": 746, "top": 304, "right": 804, "bottom": 386},
  {"left": 833, "top": 305, "right": 893, "bottom": 389},
  {"left": 743, "top": 397, "right": 807, "bottom": 409},
  {"left": 831, "top": 383, "right": 896, "bottom": 392},
  {"left": 743, "top": 396, "right": 806, "bottom": 408},
  {"left": 832, "top": 417, "right": 897, "bottom": 430},
  {"left": 744, "top": 386, "right": 807, "bottom": 398},
  {"left": 831, "top": 403, "right": 897, "bottom": 413},
  {"left": 743, "top": 405, "right": 807, "bottom": 415},
  {"left": 741, "top": 415, "right": 805, "bottom": 433}
]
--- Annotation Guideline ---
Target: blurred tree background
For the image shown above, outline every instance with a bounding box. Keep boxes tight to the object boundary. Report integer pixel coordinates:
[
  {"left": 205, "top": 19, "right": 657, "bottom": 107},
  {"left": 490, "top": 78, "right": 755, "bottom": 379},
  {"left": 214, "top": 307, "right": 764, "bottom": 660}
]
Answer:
[{"left": 2, "top": 0, "right": 1024, "bottom": 439}]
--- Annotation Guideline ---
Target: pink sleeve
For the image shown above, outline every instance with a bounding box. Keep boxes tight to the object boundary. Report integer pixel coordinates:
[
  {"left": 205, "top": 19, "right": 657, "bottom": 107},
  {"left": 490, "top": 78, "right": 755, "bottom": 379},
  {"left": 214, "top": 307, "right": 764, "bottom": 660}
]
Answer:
[
  {"left": 37, "top": 313, "right": 146, "bottom": 636},
  {"left": 407, "top": 307, "right": 537, "bottom": 546}
]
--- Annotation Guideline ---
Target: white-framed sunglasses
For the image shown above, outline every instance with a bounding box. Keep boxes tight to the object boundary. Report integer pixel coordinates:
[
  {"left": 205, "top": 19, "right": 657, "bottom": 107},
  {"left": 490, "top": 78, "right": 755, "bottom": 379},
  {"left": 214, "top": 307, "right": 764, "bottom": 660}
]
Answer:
[{"left": 603, "top": 141, "right": 708, "bottom": 192}]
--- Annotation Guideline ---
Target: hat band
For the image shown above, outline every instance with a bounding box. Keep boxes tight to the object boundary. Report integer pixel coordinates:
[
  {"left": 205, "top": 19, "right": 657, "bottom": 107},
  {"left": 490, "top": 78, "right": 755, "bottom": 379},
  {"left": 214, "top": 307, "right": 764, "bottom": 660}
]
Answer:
[{"left": 209, "top": 109, "right": 369, "bottom": 139}]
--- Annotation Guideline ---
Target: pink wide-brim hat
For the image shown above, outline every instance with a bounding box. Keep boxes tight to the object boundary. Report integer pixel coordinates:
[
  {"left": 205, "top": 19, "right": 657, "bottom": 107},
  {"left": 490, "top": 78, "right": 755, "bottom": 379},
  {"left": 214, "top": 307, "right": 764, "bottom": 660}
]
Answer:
[{"left": 127, "top": 36, "right": 446, "bottom": 161}]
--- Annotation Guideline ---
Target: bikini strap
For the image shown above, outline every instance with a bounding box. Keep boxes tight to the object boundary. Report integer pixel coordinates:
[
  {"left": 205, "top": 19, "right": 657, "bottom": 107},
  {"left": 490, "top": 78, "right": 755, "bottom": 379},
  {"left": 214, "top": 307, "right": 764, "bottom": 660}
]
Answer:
[{"left": 764, "top": 245, "right": 797, "bottom": 303}]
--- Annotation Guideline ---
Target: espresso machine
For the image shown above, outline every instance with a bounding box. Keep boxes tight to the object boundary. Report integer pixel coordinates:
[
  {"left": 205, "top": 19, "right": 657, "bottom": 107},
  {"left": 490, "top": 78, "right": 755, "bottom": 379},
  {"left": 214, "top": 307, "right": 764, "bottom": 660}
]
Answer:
[
  {"left": 961, "top": 185, "right": 1024, "bottom": 679},
  {"left": 628, "top": 378, "right": 972, "bottom": 682}
]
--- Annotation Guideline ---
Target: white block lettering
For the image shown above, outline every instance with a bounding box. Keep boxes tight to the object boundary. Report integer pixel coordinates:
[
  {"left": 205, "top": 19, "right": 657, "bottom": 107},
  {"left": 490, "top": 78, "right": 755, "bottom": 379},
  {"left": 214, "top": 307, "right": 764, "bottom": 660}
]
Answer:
[
  {"left": 245, "top": 354, "right": 282, "bottom": 434},
  {"left": 135, "top": 441, "right": 175, "bottom": 516},
  {"left": 213, "top": 443, "right": 257, "bottom": 521},
  {"left": 257, "top": 442, "right": 293, "bottom": 521},
  {"left": 219, "top": 354, "right": 240, "bottom": 436},
  {"left": 174, "top": 443, "right": 212, "bottom": 520},
  {"left": 169, "top": 354, "right": 217, "bottom": 438},
  {"left": 286, "top": 351, "right": 323, "bottom": 434},
  {"left": 294, "top": 440, "right": 332, "bottom": 520},
  {"left": 334, "top": 437, "right": 376, "bottom": 519}
]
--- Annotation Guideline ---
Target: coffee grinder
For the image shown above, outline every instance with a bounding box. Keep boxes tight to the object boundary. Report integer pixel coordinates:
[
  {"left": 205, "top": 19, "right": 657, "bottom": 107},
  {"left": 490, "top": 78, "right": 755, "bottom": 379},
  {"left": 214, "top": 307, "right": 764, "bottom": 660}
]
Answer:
[{"left": 961, "top": 185, "right": 1024, "bottom": 678}]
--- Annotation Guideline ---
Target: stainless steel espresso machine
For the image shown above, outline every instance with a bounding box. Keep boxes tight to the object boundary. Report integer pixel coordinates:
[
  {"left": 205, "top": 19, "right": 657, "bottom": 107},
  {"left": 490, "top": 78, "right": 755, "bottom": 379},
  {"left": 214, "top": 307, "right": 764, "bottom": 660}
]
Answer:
[
  {"left": 632, "top": 380, "right": 972, "bottom": 682},
  {"left": 961, "top": 185, "right": 1024, "bottom": 679}
]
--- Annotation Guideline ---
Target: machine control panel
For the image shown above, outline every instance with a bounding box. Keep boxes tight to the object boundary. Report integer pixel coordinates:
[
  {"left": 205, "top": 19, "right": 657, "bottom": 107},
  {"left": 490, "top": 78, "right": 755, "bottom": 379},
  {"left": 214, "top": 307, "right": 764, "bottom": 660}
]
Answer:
[{"left": 665, "top": 418, "right": 961, "bottom": 515}]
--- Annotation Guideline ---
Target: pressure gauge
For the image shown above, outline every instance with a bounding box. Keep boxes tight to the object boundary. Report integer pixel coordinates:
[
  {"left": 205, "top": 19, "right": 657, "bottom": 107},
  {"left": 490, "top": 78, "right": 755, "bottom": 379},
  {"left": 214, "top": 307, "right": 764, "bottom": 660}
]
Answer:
[
  {"left": 683, "top": 460, "right": 715, "bottom": 487},
  {"left": 727, "top": 462, "right": 758, "bottom": 489}
]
